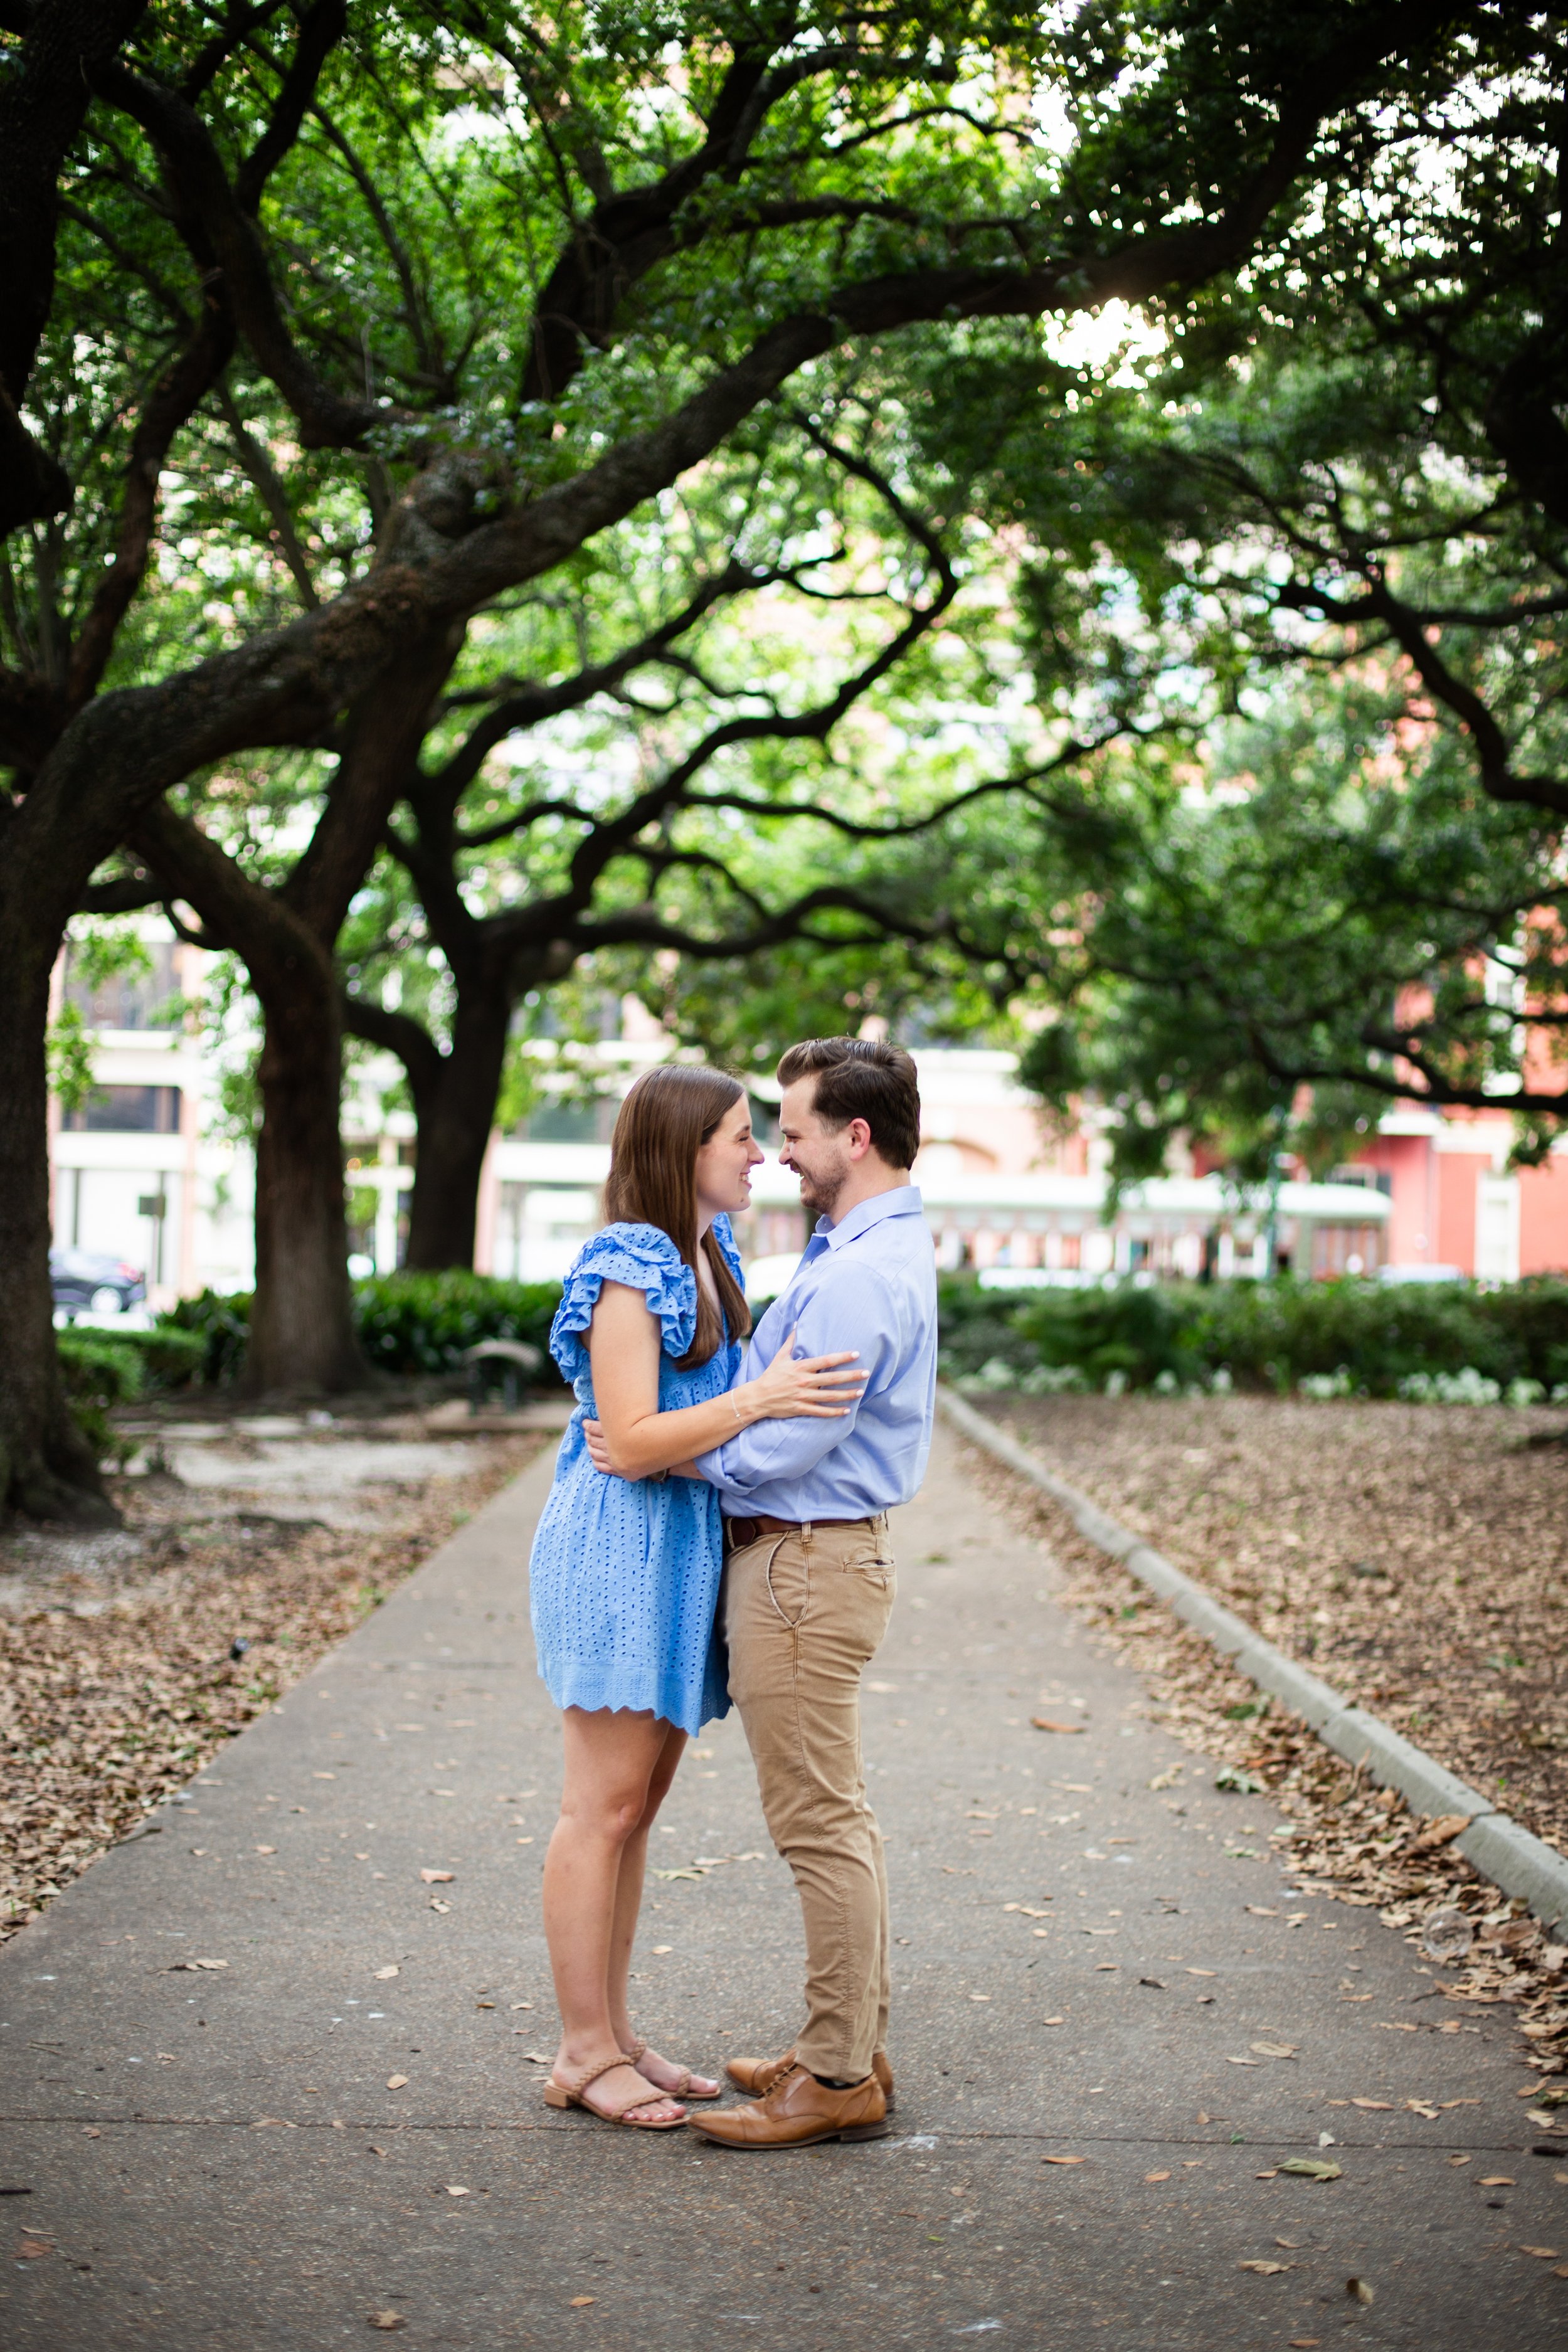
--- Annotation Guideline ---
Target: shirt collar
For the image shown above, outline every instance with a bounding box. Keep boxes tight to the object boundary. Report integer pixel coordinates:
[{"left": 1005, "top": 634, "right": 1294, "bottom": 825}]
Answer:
[{"left": 816, "top": 1184, "right": 924, "bottom": 1252}]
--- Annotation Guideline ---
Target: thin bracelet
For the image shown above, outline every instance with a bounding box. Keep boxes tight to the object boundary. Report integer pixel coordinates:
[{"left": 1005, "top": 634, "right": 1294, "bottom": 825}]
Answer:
[{"left": 730, "top": 1394, "right": 745, "bottom": 1422}]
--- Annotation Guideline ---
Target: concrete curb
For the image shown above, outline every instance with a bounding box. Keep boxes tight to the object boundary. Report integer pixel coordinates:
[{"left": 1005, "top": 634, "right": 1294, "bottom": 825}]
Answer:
[{"left": 937, "top": 1384, "right": 1568, "bottom": 1931}]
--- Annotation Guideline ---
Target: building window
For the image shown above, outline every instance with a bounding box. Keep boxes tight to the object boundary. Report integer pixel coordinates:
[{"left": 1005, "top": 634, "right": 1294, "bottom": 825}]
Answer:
[
  {"left": 62, "top": 1085, "right": 183, "bottom": 1135},
  {"left": 65, "top": 942, "right": 182, "bottom": 1030},
  {"left": 519, "top": 1099, "right": 607, "bottom": 1143}
]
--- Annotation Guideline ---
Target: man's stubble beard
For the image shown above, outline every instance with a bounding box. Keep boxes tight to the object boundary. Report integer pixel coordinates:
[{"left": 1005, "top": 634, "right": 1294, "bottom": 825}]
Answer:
[{"left": 795, "top": 1147, "right": 852, "bottom": 1222}]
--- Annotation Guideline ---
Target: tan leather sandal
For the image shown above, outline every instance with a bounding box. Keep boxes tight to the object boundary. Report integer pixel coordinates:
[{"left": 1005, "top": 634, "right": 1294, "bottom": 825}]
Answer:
[
  {"left": 542, "top": 2053, "right": 687, "bottom": 2129},
  {"left": 622, "top": 2035, "right": 721, "bottom": 2099}
]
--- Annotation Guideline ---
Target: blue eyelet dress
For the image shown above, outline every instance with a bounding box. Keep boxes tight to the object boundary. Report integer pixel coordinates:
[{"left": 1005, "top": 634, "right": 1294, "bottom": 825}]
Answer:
[{"left": 527, "top": 1218, "right": 741, "bottom": 1736}]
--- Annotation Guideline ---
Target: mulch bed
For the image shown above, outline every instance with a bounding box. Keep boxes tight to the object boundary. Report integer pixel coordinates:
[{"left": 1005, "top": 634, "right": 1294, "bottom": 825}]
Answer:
[
  {"left": 960, "top": 1393, "right": 1568, "bottom": 2082},
  {"left": 0, "top": 1431, "right": 544, "bottom": 1947}
]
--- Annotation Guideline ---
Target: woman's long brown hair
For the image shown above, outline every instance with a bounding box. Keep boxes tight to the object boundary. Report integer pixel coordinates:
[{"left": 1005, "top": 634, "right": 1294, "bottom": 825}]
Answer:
[{"left": 603, "top": 1064, "right": 753, "bottom": 1370}]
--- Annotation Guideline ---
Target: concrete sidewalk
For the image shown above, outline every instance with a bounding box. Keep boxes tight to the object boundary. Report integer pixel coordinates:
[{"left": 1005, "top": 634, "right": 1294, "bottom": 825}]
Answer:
[{"left": 1, "top": 1424, "right": 1564, "bottom": 2349}]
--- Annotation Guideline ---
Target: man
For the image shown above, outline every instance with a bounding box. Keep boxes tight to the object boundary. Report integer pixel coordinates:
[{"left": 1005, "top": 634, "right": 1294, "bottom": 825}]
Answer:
[{"left": 685, "top": 1035, "right": 938, "bottom": 2151}]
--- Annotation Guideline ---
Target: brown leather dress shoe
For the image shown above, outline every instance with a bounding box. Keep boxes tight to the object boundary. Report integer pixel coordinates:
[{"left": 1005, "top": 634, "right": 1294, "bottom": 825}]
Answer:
[
  {"left": 687, "top": 2063, "right": 889, "bottom": 2149},
  {"left": 725, "top": 2046, "right": 896, "bottom": 2114}
]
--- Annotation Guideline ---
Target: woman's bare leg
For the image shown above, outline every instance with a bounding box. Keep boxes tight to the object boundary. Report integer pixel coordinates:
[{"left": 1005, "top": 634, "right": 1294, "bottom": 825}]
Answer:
[
  {"left": 542, "top": 1707, "right": 683, "bottom": 2122},
  {"left": 605, "top": 1722, "right": 719, "bottom": 2098}
]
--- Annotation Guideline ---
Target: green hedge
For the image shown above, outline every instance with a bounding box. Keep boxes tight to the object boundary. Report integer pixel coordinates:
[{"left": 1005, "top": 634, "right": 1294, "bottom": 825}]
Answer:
[
  {"left": 938, "top": 1274, "right": 1568, "bottom": 1402},
  {"left": 56, "top": 1325, "right": 206, "bottom": 1459},
  {"left": 151, "top": 1271, "right": 568, "bottom": 1387},
  {"left": 88, "top": 1266, "right": 1568, "bottom": 1426},
  {"left": 352, "top": 1270, "right": 566, "bottom": 1380},
  {"left": 157, "top": 1287, "right": 254, "bottom": 1385}
]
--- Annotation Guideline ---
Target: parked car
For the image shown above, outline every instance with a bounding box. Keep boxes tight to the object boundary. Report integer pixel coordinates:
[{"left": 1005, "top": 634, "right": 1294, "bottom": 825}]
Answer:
[{"left": 50, "top": 1248, "right": 146, "bottom": 1316}]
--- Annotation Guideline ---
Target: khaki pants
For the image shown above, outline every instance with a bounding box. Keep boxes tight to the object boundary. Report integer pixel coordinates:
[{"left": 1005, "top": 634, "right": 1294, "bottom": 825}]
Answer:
[{"left": 722, "top": 1516, "right": 896, "bottom": 2083}]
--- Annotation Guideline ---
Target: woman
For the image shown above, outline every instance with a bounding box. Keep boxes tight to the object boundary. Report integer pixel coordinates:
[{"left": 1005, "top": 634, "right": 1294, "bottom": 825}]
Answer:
[{"left": 530, "top": 1064, "right": 864, "bottom": 2130}]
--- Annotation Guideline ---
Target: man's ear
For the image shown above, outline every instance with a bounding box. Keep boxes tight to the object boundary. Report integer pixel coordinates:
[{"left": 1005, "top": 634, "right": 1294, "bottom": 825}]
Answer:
[{"left": 844, "top": 1116, "right": 874, "bottom": 1161}]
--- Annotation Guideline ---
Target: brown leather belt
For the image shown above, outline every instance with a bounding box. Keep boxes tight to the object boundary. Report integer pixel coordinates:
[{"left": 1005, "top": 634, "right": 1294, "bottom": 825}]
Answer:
[{"left": 723, "top": 1513, "right": 874, "bottom": 1551}]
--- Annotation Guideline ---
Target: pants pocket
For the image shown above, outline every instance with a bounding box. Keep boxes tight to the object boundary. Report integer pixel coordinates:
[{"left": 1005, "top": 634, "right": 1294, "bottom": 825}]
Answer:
[{"left": 763, "top": 1535, "right": 810, "bottom": 1629}]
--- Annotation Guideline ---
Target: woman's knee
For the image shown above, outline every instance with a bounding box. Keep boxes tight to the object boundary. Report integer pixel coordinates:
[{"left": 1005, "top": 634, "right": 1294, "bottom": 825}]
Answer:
[{"left": 560, "top": 1784, "right": 649, "bottom": 1845}]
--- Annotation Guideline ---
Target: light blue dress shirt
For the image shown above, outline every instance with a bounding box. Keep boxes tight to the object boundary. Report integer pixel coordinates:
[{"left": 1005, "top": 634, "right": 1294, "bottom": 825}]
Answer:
[{"left": 694, "top": 1184, "right": 938, "bottom": 1520}]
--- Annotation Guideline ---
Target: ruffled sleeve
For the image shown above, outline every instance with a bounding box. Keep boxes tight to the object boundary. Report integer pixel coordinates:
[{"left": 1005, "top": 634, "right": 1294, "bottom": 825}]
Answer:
[
  {"left": 710, "top": 1212, "right": 746, "bottom": 1299},
  {"left": 548, "top": 1222, "right": 697, "bottom": 1384}
]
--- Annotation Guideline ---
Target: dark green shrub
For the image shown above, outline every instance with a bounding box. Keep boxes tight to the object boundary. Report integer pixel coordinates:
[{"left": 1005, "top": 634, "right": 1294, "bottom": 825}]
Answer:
[
  {"left": 57, "top": 1325, "right": 207, "bottom": 1459},
  {"left": 938, "top": 1272, "right": 1568, "bottom": 1398},
  {"left": 1015, "top": 1285, "right": 1205, "bottom": 1389},
  {"left": 154, "top": 1273, "right": 569, "bottom": 1385},
  {"left": 352, "top": 1270, "right": 566, "bottom": 1382},
  {"left": 1466, "top": 1277, "right": 1568, "bottom": 1388},
  {"left": 935, "top": 1275, "right": 1042, "bottom": 1380},
  {"left": 56, "top": 1332, "right": 146, "bottom": 1462},
  {"left": 157, "top": 1288, "right": 253, "bottom": 1385}
]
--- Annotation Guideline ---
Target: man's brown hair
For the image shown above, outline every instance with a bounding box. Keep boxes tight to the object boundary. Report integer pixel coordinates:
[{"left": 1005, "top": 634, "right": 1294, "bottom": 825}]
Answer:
[
  {"left": 775, "top": 1036, "right": 921, "bottom": 1172},
  {"left": 604, "top": 1064, "right": 752, "bottom": 1369}
]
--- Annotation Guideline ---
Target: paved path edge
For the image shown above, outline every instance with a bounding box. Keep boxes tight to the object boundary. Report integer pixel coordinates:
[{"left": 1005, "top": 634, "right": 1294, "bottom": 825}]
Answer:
[{"left": 936, "top": 1383, "right": 1568, "bottom": 1931}]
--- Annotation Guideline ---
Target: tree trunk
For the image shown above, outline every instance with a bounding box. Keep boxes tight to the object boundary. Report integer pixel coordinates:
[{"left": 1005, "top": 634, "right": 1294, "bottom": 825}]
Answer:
[
  {"left": 403, "top": 992, "right": 512, "bottom": 1271},
  {"left": 245, "top": 934, "right": 368, "bottom": 1394},
  {"left": 0, "top": 916, "right": 114, "bottom": 1522}
]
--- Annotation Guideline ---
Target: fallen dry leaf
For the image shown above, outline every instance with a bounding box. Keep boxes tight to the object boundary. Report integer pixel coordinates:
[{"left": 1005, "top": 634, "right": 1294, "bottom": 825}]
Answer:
[
  {"left": 1289, "top": 2340, "right": 1322, "bottom": 2348},
  {"left": 1347, "top": 2278, "right": 1374, "bottom": 2306},
  {"left": 166, "top": 1957, "right": 228, "bottom": 1972},
  {"left": 1144, "top": 2169, "right": 1172, "bottom": 2183},
  {"left": 16, "top": 2236, "right": 51, "bottom": 2260},
  {"left": 1518, "top": 2245, "right": 1561, "bottom": 2259},
  {"left": 385, "top": 2074, "right": 409, "bottom": 2091},
  {"left": 445, "top": 2186, "right": 470, "bottom": 2198},
  {"left": 650, "top": 1945, "right": 672, "bottom": 1955},
  {"left": 1238, "top": 2259, "right": 1292, "bottom": 2274},
  {"left": 373, "top": 1966, "right": 399, "bottom": 1981},
  {"left": 570, "top": 2296, "right": 596, "bottom": 2307},
  {"left": 418, "top": 1870, "right": 454, "bottom": 1885},
  {"left": 1478, "top": 2176, "right": 1515, "bottom": 2187},
  {"left": 255, "top": 1845, "right": 277, "bottom": 1855},
  {"left": 1251, "top": 2041, "right": 1297, "bottom": 2058},
  {"left": 1278, "top": 2158, "right": 1342, "bottom": 2181},
  {"left": 1041, "top": 2154, "right": 1087, "bottom": 2166},
  {"left": 1409, "top": 1814, "right": 1472, "bottom": 1854},
  {"left": 367, "top": 2314, "right": 405, "bottom": 2332},
  {"left": 1032, "top": 1717, "right": 1086, "bottom": 1734},
  {"left": 1351, "top": 2099, "right": 1393, "bottom": 2111}
]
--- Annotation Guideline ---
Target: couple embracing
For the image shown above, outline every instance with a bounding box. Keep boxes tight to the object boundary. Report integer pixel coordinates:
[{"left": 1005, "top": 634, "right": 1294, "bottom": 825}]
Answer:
[{"left": 527, "top": 1036, "right": 937, "bottom": 2147}]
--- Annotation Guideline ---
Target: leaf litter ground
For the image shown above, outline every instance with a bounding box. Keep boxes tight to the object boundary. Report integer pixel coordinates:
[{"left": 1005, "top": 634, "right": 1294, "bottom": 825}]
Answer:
[
  {"left": 0, "top": 1409, "right": 546, "bottom": 1945},
  {"left": 963, "top": 1392, "right": 1568, "bottom": 2082}
]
